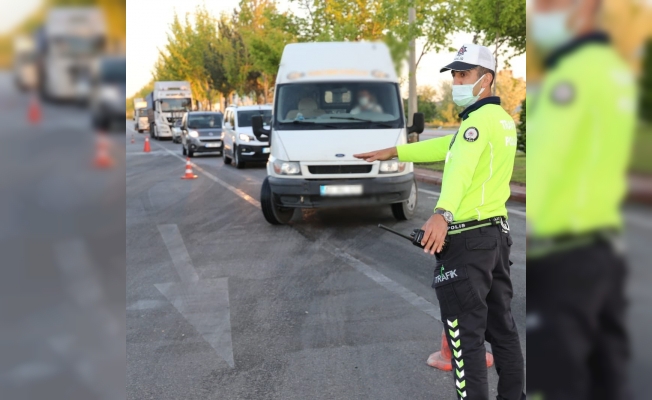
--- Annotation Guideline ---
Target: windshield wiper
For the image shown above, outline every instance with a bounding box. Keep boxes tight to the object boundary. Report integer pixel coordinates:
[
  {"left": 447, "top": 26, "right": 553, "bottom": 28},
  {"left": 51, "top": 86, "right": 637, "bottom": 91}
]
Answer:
[{"left": 324, "top": 116, "right": 395, "bottom": 128}]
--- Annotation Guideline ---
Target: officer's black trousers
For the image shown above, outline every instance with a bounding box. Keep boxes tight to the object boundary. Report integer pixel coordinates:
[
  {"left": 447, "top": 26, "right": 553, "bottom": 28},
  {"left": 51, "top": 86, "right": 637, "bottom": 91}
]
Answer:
[
  {"left": 434, "top": 225, "right": 525, "bottom": 400},
  {"left": 527, "top": 241, "right": 629, "bottom": 400}
]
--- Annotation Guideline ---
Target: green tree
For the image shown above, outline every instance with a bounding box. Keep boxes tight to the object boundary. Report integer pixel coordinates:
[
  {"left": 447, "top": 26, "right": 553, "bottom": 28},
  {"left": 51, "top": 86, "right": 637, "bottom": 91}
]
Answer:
[
  {"left": 290, "top": 0, "right": 458, "bottom": 74},
  {"left": 517, "top": 98, "right": 526, "bottom": 153},
  {"left": 462, "top": 0, "right": 525, "bottom": 70},
  {"left": 405, "top": 85, "right": 438, "bottom": 122},
  {"left": 237, "top": 0, "right": 299, "bottom": 103},
  {"left": 153, "top": 7, "right": 215, "bottom": 106},
  {"left": 641, "top": 39, "right": 652, "bottom": 123}
]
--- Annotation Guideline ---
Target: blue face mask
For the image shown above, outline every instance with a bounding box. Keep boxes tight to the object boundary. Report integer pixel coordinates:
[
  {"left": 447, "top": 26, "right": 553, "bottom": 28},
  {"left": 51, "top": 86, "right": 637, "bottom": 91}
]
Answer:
[
  {"left": 452, "top": 74, "right": 486, "bottom": 107},
  {"left": 531, "top": 4, "right": 582, "bottom": 53}
]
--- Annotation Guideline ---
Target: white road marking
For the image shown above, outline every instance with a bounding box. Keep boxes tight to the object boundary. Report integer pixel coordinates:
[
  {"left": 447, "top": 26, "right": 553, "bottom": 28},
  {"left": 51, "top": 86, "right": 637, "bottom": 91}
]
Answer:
[
  {"left": 126, "top": 299, "right": 167, "bottom": 311},
  {"left": 321, "top": 241, "right": 442, "bottom": 322},
  {"left": 155, "top": 278, "right": 235, "bottom": 368},
  {"left": 158, "top": 224, "right": 200, "bottom": 283},
  {"left": 155, "top": 224, "right": 235, "bottom": 368}
]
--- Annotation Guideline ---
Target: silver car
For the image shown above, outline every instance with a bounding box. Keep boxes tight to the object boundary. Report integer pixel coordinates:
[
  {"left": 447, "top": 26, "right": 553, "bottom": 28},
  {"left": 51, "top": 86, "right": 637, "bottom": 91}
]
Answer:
[{"left": 171, "top": 119, "right": 183, "bottom": 143}]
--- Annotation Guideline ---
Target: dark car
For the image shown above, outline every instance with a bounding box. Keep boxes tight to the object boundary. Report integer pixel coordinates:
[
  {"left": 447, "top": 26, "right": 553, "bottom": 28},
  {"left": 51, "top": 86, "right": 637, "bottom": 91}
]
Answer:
[
  {"left": 90, "top": 56, "right": 126, "bottom": 131},
  {"left": 180, "top": 112, "right": 224, "bottom": 157}
]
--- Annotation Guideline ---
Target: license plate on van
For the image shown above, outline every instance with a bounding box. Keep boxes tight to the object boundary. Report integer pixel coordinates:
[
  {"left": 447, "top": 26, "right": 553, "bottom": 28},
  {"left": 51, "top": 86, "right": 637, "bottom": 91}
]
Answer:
[
  {"left": 206, "top": 143, "right": 221, "bottom": 148},
  {"left": 320, "top": 185, "right": 363, "bottom": 197}
]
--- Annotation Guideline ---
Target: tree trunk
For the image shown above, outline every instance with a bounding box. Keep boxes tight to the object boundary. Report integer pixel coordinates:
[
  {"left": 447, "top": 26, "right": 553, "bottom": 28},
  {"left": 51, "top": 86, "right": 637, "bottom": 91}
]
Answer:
[{"left": 263, "top": 74, "right": 268, "bottom": 104}]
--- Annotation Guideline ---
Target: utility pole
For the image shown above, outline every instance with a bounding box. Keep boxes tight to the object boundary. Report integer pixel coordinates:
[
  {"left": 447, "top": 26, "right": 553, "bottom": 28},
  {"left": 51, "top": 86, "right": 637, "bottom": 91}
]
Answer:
[{"left": 408, "top": 5, "right": 418, "bottom": 143}]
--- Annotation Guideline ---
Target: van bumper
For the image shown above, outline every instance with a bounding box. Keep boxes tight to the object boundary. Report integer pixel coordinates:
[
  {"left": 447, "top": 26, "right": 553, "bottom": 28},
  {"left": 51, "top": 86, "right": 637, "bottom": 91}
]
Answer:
[{"left": 268, "top": 173, "right": 414, "bottom": 208}]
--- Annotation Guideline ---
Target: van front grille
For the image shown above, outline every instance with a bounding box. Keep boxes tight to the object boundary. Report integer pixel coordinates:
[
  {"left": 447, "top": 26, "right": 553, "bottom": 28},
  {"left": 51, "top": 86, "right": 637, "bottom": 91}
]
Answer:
[{"left": 308, "top": 165, "right": 372, "bottom": 174}]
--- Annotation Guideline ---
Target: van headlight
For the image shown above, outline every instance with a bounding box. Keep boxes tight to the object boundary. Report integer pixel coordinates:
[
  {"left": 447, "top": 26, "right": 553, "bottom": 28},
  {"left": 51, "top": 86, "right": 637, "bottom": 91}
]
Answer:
[
  {"left": 238, "top": 133, "right": 251, "bottom": 142},
  {"left": 273, "top": 160, "right": 301, "bottom": 175},
  {"left": 379, "top": 160, "right": 406, "bottom": 173},
  {"left": 189, "top": 130, "right": 199, "bottom": 138}
]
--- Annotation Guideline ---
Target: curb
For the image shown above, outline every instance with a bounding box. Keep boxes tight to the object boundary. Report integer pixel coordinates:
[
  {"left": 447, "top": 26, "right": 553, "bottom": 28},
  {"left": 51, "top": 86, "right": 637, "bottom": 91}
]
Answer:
[{"left": 414, "top": 168, "right": 526, "bottom": 203}]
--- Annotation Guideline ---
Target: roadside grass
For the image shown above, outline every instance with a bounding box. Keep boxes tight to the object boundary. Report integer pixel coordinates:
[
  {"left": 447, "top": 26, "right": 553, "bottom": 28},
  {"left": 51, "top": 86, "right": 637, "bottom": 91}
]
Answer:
[
  {"left": 631, "top": 123, "right": 652, "bottom": 175},
  {"left": 416, "top": 153, "right": 526, "bottom": 185}
]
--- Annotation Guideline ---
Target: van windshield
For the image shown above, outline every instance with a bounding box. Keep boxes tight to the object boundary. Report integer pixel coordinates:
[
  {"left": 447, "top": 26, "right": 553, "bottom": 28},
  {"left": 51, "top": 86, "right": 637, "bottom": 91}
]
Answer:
[
  {"left": 274, "top": 82, "right": 403, "bottom": 130},
  {"left": 238, "top": 110, "right": 272, "bottom": 127}
]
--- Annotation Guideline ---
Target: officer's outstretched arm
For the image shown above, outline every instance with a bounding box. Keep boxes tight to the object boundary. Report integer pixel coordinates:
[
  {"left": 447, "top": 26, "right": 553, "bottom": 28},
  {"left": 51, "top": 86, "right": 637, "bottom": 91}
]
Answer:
[
  {"left": 436, "top": 128, "right": 487, "bottom": 216},
  {"left": 395, "top": 135, "right": 453, "bottom": 163}
]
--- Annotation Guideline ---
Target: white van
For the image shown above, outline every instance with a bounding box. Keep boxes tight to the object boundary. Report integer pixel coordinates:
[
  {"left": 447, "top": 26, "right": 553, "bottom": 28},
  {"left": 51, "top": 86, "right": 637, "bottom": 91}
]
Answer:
[
  {"left": 252, "top": 42, "right": 424, "bottom": 225},
  {"left": 222, "top": 104, "right": 273, "bottom": 168}
]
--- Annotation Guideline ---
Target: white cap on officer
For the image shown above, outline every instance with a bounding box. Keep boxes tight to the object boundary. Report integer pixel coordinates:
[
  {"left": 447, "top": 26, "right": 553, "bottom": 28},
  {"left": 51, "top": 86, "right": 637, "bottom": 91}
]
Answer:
[{"left": 440, "top": 43, "right": 496, "bottom": 73}]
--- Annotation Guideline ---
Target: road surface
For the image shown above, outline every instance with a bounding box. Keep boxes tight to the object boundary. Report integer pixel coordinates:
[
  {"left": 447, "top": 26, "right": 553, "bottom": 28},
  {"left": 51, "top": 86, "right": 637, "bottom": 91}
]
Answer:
[{"left": 125, "top": 122, "right": 527, "bottom": 399}]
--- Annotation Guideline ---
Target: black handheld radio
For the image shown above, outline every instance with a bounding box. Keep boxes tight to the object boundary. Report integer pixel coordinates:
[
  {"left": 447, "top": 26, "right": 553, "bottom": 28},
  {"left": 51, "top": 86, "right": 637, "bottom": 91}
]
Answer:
[{"left": 377, "top": 224, "right": 426, "bottom": 249}]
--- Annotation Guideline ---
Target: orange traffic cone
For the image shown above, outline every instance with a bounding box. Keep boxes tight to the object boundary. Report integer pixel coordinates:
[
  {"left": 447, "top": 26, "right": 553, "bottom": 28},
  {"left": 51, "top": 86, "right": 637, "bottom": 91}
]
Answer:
[
  {"left": 28, "top": 94, "right": 41, "bottom": 124},
  {"left": 143, "top": 136, "right": 151, "bottom": 153},
  {"left": 181, "top": 158, "right": 198, "bottom": 179},
  {"left": 93, "top": 132, "right": 114, "bottom": 169},
  {"left": 426, "top": 329, "right": 494, "bottom": 371}
]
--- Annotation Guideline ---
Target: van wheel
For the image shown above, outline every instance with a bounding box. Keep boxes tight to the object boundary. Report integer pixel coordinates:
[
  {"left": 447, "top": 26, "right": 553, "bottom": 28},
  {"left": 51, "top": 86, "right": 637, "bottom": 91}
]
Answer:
[
  {"left": 391, "top": 178, "right": 417, "bottom": 220},
  {"left": 234, "top": 146, "right": 245, "bottom": 169},
  {"left": 261, "top": 176, "right": 295, "bottom": 225}
]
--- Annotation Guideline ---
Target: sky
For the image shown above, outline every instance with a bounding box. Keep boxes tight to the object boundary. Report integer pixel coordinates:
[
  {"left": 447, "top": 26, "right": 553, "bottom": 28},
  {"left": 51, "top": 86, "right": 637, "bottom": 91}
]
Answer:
[
  {"left": 0, "top": 0, "right": 42, "bottom": 34},
  {"left": 126, "top": 0, "right": 525, "bottom": 99}
]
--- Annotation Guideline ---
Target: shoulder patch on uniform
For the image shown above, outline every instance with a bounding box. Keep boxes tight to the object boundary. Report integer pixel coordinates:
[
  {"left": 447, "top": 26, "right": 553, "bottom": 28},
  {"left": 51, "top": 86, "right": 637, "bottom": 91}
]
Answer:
[
  {"left": 550, "top": 82, "right": 575, "bottom": 105},
  {"left": 463, "top": 127, "right": 479, "bottom": 142}
]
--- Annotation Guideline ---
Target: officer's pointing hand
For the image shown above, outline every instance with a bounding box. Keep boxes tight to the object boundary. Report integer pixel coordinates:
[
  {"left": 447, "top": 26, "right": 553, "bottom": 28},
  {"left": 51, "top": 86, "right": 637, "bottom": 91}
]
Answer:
[
  {"left": 353, "top": 147, "right": 397, "bottom": 162},
  {"left": 420, "top": 213, "right": 448, "bottom": 255}
]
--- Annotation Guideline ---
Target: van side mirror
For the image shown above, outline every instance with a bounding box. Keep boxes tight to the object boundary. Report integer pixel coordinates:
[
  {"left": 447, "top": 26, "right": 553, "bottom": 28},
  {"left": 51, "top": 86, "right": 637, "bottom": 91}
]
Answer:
[
  {"left": 407, "top": 112, "right": 424, "bottom": 134},
  {"left": 252, "top": 116, "right": 270, "bottom": 142}
]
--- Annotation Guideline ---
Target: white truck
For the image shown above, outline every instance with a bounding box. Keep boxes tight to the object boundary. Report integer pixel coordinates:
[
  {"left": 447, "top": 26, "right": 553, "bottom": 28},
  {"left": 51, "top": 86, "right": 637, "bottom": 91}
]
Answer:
[
  {"left": 133, "top": 98, "right": 147, "bottom": 133},
  {"left": 252, "top": 42, "right": 424, "bottom": 225},
  {"left": 146, "top": 81, "right": 193, "bottom": 140},
  {"left": 40, "top": 7, "right": 106, "bottom": 103},
  {"left": 13, "top": 35, "right": 38, "bottom": 91}
]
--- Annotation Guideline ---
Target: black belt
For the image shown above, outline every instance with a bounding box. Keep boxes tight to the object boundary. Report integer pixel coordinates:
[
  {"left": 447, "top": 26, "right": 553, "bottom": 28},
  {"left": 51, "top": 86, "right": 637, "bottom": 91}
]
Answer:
[
  {"left": 448, "top": 216, "right": 508, "bottom": 233},
  {"left": 528, "top": 228, "right": 622, "bottom": 257}
]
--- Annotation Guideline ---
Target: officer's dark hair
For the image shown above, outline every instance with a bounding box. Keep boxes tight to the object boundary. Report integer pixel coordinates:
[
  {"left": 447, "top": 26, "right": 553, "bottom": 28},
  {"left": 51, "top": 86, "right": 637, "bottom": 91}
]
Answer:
[{"left": 474, "top": 66, "right": 495, "bottom": 88}]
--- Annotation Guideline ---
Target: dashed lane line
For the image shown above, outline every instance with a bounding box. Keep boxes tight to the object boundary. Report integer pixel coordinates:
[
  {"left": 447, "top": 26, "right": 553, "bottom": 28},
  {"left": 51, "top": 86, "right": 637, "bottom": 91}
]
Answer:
[{"left": 152, "top": 141, "right": 261, "bottom": 208}]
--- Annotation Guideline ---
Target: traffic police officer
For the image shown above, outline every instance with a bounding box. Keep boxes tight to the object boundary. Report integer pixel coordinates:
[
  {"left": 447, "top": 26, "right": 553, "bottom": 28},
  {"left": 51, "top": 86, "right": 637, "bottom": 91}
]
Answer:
[
  {"left": 528, "top": 0, "right": 636, "bottom": 398},
  {"left": 354, "top": 43, "right": 525, "bottom": 400}
]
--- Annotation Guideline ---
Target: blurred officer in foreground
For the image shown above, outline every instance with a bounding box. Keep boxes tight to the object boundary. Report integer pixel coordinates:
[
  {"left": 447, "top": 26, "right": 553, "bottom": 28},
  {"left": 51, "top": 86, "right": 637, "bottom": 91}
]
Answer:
[
  {"left": 355, "top": 44, "right": 525, "bottom": 400},
  {"left": 528, "top": 0, "right": 637, "bottom": 398}
]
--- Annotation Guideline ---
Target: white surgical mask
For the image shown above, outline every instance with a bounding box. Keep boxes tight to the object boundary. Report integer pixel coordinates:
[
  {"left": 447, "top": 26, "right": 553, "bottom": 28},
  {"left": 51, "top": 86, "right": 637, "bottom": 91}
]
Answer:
[
  {"left": 531, "top": 3, "right": 582, "bottom": 53},
  {"left": 359, "top": 96, "right": 370, "bottom": 107},
  {"left": 452, "top": 74, "right": 486, "bottom": 107}
]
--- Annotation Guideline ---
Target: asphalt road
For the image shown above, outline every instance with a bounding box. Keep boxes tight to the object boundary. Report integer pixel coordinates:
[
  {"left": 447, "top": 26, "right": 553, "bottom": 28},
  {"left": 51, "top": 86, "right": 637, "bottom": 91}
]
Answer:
[
  {"left": 0, "top": 71, "right": 125, "bottom": 400},
  {"left": 125, "top": 122, "right": 527, "bottom": 399},
  {"left": 420, "top": 128, "right": 457, "bottom": 141}
]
